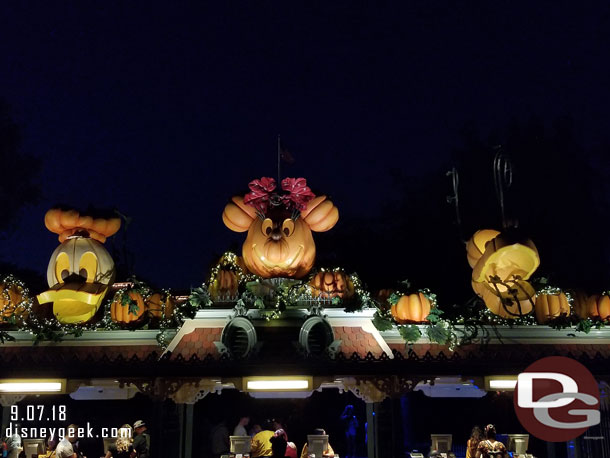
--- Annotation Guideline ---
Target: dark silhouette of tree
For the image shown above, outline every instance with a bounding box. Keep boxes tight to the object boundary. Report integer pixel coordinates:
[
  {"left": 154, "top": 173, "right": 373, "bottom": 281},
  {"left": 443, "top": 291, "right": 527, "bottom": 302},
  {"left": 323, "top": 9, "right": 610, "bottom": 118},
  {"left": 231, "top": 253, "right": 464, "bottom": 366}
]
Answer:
[{"left": 0, "top": 98, "right": 41, "bottom": 234}]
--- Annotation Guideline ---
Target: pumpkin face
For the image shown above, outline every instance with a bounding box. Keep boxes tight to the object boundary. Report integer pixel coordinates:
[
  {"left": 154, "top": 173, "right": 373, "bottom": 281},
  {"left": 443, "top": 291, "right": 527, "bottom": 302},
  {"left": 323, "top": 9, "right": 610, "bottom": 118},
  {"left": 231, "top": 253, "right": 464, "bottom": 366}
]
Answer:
[
  {"left": 243, "top": 207, "right": 316, "bottom": 278},
  {"left": 111, "top": 291, "right": 147, "bottom": 326},
  {"left": 534, "top": 293, "right": 570, "bottom": 324},
  {"left": 0, "top": 283, "right": 28, "bottom": 324},
  {"left": 147, "top": 293, "right": 175, "bottom": 321},
  {"left": 309, "top": 271, "right": 354, "bottom": 299},
  {"left": 223, "top": 191, "right": 339, "bottom": 279},
  {"left": 585, "top": 294, "right": 610, "bottom": 321},
  {"left": 390, "top": 293, "right": 431, "bottom": 324},
  {"left": 46, "top": 237, "right": 115, "bottom": 287},
  {"left": 473, "top": 280, "right": 535, "bottom": 319},
  {"left": 37, "top": 236, "right": 116, "bottom": 324},
  {"left": 472, "top": 233, "right": 540, "bottom": 284},
  {"left": 466, "top": 229, "right": 500, "bottom": 268}
]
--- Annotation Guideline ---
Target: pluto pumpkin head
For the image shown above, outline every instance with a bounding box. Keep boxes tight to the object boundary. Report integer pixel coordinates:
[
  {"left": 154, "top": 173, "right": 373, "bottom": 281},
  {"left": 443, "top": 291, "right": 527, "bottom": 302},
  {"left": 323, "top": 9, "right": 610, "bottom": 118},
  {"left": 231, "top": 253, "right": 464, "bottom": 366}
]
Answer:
[
  {"left": 222, "top": 177, "right": 339, "bottom": 278},
  {"left": 36, "top": 209, "right": 121, "bottom": 324}
]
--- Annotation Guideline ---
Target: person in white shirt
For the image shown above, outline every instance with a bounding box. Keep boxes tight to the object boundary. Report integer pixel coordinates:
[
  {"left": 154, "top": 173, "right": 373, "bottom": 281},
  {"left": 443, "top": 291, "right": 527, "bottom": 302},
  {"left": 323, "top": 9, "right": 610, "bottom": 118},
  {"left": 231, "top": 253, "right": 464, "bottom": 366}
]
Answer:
[
  {"left": 56, "top": 437, "right": 75, "bottom": 458},
  {"left": 56, "top": 424, "right": 81, "bottom": 458},
  {"left": 233, "top": 415, "right": 250, "bottom": 436}
]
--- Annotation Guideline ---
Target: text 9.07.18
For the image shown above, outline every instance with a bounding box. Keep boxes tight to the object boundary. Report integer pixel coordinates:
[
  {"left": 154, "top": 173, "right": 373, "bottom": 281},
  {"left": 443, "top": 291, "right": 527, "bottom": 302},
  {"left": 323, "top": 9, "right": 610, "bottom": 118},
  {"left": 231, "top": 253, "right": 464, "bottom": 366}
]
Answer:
[{"left": 11, "top": 405, "right": 66, "bottom": 422}]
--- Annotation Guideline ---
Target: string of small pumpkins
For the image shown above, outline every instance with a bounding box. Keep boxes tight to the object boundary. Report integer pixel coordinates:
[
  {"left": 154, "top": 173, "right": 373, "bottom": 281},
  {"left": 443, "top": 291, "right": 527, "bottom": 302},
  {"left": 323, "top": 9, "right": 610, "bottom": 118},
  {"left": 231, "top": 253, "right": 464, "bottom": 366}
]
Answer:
[{"left": 0, "top": 276, "right": 176, "bottom": 330}]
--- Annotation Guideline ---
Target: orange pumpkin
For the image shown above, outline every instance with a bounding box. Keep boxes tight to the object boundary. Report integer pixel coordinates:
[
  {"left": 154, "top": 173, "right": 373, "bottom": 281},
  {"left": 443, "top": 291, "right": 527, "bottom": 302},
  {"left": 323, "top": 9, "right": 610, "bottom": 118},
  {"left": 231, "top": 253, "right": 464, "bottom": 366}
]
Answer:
[
  {"left": 466, "top": 229, "right": 500, "bottom": 268},
  {"left": 223, "top": 193, "right": 339, "bottom": 278},
  {"left": 146, "top": 293, "right": 175, "bottom": 321},
  {"left": 242, "top": 208, "right": 316, "bottom": 278},
  {"left": 472, "top": 232, "right": 540, "bottom": 284},
  {"left": 209, "top": 269, "right": 240, "bottom": 300},
  {"left": 0, "top": 282, "right": 28, "bottom": 324},
  {"left": 473, "top": 280, "right": 535, "bottom": 319},
  {"left": 45, "top": 208, "right": 121, "bottom": 244},
  {"left": 585, "top": 294, "right": 610, "bottom": 321},
  {"left": 111, "top": 290, "right": 147, "bottom": 326},
  {"left": 309, "top": 271, "right": 354, "bottom": 299},
  {"left": 390, "top": 292, "right": 431, "bottom": 324},
  {"left": 534, "top": 292, "right": 570, "bottom": 324},
  {"left": 571, "top": 290, "right": 589, "bottom": 319}
]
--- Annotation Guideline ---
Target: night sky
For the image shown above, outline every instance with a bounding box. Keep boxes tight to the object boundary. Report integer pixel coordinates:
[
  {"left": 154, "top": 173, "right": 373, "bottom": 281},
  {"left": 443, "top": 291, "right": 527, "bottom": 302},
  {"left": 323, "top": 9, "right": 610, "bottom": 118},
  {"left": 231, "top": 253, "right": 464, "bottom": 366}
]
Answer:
[{"left": 1, "top": 2, "right": 610, "bottom": 296}]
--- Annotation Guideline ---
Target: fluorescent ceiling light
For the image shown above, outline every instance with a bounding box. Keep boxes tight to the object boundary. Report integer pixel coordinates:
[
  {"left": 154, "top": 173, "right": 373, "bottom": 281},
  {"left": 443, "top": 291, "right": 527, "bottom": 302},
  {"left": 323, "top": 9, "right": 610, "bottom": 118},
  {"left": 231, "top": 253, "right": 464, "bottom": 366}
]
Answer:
[
  {"left": 489, "top": 380, "right": 517, "bottom": 389},
  {"left": 247, "top": 380, "right": 309, "bottom": 390},
  {"left": 244, "top": 377, "right": 312, "bottom": 391},
  {"left": 0, "top": 380, "right": 66, "bottom": 394},
  {"left": 485, "top": 376, "right": 518, "bottom": 391}
]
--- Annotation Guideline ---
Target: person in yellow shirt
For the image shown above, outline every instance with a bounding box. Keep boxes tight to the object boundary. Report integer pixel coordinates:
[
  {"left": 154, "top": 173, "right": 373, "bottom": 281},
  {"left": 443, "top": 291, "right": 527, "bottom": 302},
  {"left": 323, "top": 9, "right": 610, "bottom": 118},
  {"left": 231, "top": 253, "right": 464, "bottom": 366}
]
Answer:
[
  {"left": 251, "top": 422, "right": 275, "bottom": 458},
  {"left": 300, "top": 429, "right": 334, "bottom": 458},
  {"left": 466, "top": 426, "right": 483, "bottom": 458}
]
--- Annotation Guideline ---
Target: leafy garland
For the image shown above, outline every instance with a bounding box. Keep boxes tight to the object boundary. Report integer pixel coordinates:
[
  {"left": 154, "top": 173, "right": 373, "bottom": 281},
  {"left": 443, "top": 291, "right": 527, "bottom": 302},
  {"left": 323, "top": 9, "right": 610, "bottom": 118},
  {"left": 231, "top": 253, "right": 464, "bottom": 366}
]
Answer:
[
  {"left": 0, "top": 274, "right": 200, "bottom": 348},
  {"left": 2, "top": 256, "right": 610, "bottom": 349}
]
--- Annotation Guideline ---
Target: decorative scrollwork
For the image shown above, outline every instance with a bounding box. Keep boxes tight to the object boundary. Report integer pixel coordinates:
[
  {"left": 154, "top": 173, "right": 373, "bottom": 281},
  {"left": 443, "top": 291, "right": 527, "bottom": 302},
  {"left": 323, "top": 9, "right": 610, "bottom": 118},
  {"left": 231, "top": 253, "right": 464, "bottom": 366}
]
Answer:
[
  {"left": 117, "top": 378, "right": 222, "bottom": 404},
  {"left": 340, "top": 375, "right": 430, "bottom": 402},
  {"left": 0, "top": 394, "right": 26, "bottom": 407}
]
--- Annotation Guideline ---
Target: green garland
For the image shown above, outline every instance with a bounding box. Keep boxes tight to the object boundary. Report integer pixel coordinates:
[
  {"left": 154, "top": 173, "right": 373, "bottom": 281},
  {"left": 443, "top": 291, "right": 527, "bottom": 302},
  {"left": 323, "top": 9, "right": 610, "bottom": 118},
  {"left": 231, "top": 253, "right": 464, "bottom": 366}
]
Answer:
[{"left": 3, "top": 256, "right": 610, "bottom": 350}]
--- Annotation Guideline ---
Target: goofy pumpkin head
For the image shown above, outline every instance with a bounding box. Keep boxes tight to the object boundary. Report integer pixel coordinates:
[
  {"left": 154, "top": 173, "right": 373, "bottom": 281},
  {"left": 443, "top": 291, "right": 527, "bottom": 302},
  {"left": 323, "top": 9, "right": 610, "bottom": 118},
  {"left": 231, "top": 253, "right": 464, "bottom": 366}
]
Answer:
[{"left": 222, "top": 177, "right": 338, "bottom": 278}]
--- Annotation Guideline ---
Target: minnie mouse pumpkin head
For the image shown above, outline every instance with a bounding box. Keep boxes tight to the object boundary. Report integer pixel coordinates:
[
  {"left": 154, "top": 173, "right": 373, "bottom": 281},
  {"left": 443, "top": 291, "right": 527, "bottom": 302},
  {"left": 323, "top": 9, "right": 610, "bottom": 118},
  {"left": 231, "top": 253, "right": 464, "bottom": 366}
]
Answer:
[{"left": 222, "top": 177, "right": 339, "bottom": 278}]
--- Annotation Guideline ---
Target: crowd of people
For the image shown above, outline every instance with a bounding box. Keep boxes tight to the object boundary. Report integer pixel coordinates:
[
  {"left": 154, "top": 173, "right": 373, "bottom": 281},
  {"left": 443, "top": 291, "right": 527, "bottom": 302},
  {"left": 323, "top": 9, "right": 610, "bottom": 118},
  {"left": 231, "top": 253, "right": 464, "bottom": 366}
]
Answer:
[
  {"left": 208, "top": 407, "right": 362, "bottom": 458},
  {"left": 1, "top": 420, "right": 150, "bottom": 458}
]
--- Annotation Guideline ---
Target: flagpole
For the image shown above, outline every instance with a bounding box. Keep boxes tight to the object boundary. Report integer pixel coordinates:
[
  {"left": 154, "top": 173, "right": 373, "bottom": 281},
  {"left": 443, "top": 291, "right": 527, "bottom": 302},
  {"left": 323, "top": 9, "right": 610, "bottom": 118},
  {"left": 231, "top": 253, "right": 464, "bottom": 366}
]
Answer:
[{"left": 277, "top": 134, "right": 281, "bottom": 183}]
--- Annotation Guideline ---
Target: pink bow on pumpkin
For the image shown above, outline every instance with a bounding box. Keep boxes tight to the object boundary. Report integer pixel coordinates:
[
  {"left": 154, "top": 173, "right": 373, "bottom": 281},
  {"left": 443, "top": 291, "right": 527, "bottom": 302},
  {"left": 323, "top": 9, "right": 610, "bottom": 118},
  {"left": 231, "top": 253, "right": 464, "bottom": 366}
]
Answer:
[
  {"left": 243, "top": 177, "right": 315, "bottom": 214},
  {"left": 244, "top": 177, "right": 276, "bottom": 213},
  {"left": 281, "top": 177, "right": 315, "bottom": 211}
]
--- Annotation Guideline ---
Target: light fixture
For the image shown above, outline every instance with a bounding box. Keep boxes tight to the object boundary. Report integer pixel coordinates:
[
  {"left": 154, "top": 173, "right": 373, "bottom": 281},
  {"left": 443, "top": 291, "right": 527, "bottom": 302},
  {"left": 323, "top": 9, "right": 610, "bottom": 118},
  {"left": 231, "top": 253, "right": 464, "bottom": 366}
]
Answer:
[
  {"left": 243, "top": 376, "right": 312, "bottom": 392},
  {"left": 0, "top": 379, "right": 66, "bottom": 394},
  {"left": 485, "top": 376, "right": 518, "bottom": 391}
]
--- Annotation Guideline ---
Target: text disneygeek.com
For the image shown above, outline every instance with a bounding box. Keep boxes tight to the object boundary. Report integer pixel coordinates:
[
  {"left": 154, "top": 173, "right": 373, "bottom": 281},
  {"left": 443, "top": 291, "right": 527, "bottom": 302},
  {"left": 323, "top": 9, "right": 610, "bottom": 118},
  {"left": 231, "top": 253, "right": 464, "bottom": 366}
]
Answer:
[{"left": 5, "top": 423, "right": 132, "bottom": 439}]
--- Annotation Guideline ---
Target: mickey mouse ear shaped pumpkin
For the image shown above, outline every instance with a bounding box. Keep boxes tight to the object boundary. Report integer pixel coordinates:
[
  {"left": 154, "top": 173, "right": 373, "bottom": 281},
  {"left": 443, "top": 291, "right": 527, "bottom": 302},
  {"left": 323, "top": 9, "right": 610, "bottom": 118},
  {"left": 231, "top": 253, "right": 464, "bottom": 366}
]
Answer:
[{"left": 472, "top": 230, "right": 540, "bottom": 284}]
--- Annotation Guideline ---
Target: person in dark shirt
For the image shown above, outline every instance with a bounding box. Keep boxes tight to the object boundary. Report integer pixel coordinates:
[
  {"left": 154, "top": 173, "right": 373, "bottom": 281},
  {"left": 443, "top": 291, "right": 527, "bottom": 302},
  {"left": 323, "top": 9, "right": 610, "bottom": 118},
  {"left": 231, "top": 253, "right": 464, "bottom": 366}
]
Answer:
[
  {"left": 132, "top": 421, "right": 150, "bottom": 458},
  {"left": 475, "top": 425, "right": 507, "bottom": 458}
]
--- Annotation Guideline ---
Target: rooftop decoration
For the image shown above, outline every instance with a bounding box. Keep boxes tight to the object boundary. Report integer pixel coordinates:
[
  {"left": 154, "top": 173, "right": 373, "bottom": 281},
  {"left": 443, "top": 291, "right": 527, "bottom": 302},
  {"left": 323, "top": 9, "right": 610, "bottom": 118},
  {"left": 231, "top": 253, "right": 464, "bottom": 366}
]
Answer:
[
  {"left": 0, "top": 160, "right": 609, "bottom": 352},
  {"left": 222, "top": 177, "right": 339, "bottom": 278},
  {"left": 37, "top": 209, "right": 121, "bottom": 324}
]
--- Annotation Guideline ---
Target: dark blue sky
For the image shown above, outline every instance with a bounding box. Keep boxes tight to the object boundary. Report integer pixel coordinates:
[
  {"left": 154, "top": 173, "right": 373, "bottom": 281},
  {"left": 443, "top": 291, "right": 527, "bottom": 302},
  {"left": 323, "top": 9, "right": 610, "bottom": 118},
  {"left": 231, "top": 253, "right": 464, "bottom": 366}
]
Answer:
[{"left": 1, "top": 2, "right": 609, "bottom": 289}]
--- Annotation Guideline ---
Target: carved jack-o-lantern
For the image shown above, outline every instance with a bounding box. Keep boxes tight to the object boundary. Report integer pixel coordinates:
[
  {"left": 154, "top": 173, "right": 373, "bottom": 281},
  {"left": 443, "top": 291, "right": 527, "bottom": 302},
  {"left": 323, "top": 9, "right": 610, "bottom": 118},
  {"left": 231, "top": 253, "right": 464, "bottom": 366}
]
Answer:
[
  {"left": 45, "top": 237, "right": 115, "bottom": 287},
  {"left": 309, "top": 271, "right": 354, "bottom": 299},
  {"left": 222, "top": 178, "right": 339, "bottom": 278},
  {"left": 472, "top": 279, "right": 535, "bottom": 319},
  {"left": 37, "top": 209, "right": 120, "bottom": 324},
  {"left": 0, "top": 280, "right": 28, "bottom": 325},
  {"left": 472, "top": 231, "right": 540, "bottom": 284},
  {"left": 243, "top": 206, "right": 316, "bottom": 278}
]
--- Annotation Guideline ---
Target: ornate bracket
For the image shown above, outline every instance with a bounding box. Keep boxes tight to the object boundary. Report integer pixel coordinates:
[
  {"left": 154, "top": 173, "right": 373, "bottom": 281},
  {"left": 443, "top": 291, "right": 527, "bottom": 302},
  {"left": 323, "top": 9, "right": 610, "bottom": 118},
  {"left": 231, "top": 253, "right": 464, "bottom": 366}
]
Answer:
[
  {"left": 0, "top": 394, "right": 26, "bottom": 407},
  {"left": 168, "top": 379, "right": 223, "bottom": 404},
  {"left": 118, "top": 378, "right": 223, "bottom": 404},
  {"left": 340, "top": 375, "right": 432, "bottom": 403}
]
